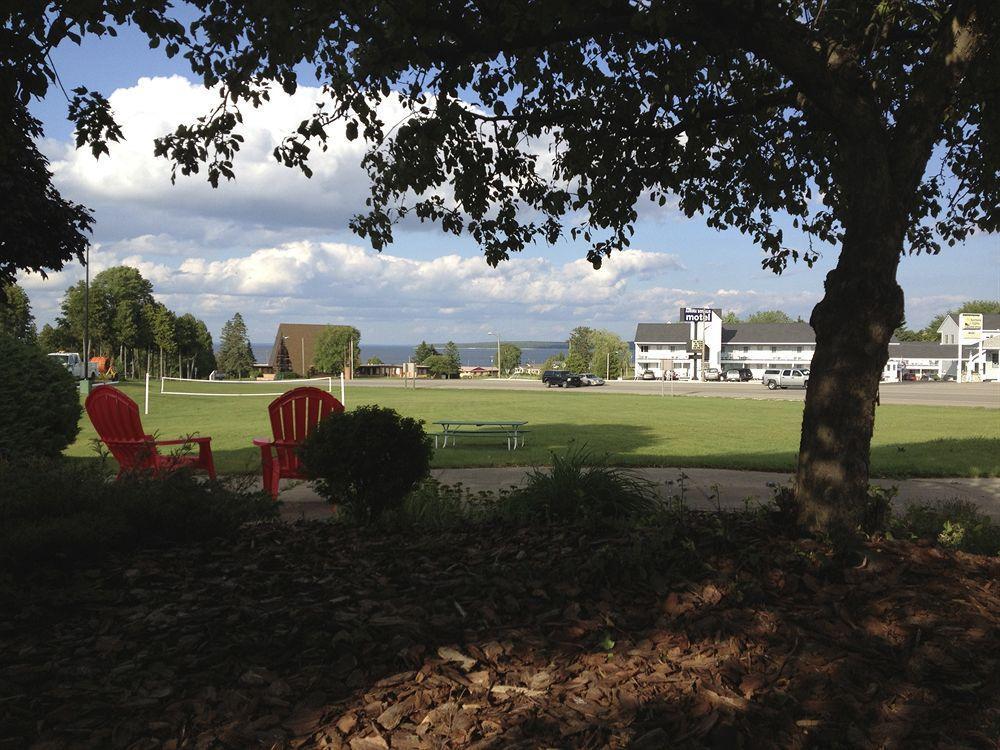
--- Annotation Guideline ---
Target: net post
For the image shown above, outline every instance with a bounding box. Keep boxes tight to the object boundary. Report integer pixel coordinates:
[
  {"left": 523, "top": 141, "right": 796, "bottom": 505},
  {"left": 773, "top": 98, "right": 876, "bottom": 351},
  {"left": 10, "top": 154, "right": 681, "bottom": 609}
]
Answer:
[
  {"left": 340, "top": 373, "right": 345, "bottom": 406},
  {"left": 145, "top": 372, "right": 150, "bottom": 415},
  {"left": 160, "top": 376, "right": 165, "bottom": 395}
]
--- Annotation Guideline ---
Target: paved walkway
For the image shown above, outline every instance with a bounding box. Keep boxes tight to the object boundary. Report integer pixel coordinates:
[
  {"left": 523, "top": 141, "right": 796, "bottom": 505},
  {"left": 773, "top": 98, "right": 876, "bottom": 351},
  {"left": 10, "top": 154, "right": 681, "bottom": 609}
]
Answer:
[{"left": 275, "top": 467, "right": 1000, "bottom": 521}]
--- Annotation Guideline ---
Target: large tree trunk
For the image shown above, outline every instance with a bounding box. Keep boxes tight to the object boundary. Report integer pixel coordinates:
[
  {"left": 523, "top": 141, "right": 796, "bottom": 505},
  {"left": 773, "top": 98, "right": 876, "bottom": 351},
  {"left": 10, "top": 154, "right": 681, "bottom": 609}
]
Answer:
[{"left": 795, "top": 183, "right": 906, "bottom": 536}]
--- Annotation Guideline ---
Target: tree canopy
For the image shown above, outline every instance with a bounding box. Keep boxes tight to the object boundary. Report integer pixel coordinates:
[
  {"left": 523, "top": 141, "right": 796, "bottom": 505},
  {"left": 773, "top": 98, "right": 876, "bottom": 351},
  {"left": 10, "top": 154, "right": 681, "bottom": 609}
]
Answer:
[
  {"left": 0, "top": 282, "right": 35, "bottom": 343},
  {"left": 314, "top": 325, "right": 361, "bottom": 375},
  {"left": 40, "top": 265, "right": 214, "bottom": 375},
  {"left": 897, "top": 298, "right": 1000, "bottom": 340},
  {"left": 566, "top": 327, "right": 629, "bottom": 377},
  {"left": 413, "top": 341, "right": 439, "bottom": 364},
  {"left": 493, "top": 343, "right": 522, "bottom": 376},
  {"left": 744, "top": 310, "right": 795, "bottom": 325}
]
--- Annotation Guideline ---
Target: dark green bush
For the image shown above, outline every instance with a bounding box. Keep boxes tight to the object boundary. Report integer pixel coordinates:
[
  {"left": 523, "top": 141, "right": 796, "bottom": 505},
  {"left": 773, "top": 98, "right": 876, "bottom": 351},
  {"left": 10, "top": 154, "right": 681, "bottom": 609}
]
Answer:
[
  {"left": 0, "top": 334, "right": 81, "bottom": 460},
  {"left": 379, "top": 479, "right": 475, "bottom": 529},
  {"left": 0, "top": 458, "right": 278, "bottom": 573},
  {"left": 274, "top": 371, "right": 302, "bottom": 380},
  {"left": 893, "top": 500, "right": 1000, "bottom": 556},
  {"left": 502, "top": 445, "right": 659, "bottom": 524},
  {"left": 298, "top": 404, "right": 433, "bottom": 522}
]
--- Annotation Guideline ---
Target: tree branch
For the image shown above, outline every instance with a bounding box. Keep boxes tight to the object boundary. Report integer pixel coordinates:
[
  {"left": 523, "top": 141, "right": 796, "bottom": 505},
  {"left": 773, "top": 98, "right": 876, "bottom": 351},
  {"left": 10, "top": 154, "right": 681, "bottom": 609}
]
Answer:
[{"left": 889, "top": 0, "right": 994, "bottom": 194}]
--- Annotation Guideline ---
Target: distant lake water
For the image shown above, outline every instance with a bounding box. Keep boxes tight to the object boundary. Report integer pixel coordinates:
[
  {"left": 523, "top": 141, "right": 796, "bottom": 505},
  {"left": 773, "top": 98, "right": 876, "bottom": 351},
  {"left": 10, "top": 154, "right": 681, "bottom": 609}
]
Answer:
[
  {"left": 360, "top": 344, "right": 569, "bottom": 367},
  {"left": 252, "top": 343, "right": 570, "bottom": 368}
]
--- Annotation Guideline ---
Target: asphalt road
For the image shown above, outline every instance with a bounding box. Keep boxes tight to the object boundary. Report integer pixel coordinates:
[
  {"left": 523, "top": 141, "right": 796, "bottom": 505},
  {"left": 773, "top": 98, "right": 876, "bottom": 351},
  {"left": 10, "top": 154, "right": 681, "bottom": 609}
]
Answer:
[{"left": 346, "top": 377, "right": 1000, "bottom": 408}]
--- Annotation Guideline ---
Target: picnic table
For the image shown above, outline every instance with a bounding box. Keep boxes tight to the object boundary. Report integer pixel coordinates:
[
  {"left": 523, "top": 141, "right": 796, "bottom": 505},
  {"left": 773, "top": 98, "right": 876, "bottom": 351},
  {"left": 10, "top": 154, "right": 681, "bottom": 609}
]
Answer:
[{"left": 432, "top": 420, "right": 528, "bottom": 450}]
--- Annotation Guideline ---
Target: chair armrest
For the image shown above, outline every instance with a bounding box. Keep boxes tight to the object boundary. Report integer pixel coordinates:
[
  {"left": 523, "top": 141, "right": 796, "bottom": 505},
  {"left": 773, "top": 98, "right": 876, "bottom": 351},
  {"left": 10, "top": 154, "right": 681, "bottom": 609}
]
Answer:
[
  {"left": 155, "top": 436, "right": 212, "bottom": 446},
  {"left": 252, "top": 438, "right": 274, "bottom": 447}
]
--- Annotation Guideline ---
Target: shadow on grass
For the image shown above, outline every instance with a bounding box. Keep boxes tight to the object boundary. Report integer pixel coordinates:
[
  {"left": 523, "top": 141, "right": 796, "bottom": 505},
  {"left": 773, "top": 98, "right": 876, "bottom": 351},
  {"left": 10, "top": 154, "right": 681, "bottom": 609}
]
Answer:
[{"left": 72, "top": 432, "right": 1000, "bottom": 480}]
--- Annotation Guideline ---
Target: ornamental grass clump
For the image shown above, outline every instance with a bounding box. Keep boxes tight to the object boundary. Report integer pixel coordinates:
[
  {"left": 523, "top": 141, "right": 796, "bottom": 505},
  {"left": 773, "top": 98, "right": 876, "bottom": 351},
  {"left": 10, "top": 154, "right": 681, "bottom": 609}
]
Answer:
[
  {"left": 297, "top": 404, "right": 433, "bottom": 523},
  {"left": 502, "top": 444, "right": 659, "bottom": 525}
]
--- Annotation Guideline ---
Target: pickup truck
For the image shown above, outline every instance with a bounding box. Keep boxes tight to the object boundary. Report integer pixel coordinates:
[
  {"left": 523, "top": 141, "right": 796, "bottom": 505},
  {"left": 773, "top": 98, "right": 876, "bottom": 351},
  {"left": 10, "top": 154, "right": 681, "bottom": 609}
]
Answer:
[
  {"left": 47, "top": 352, "right": 99, "bottom": 379},
  {"left": 762, "top": 368, "right": 809, "bottom": 390}
]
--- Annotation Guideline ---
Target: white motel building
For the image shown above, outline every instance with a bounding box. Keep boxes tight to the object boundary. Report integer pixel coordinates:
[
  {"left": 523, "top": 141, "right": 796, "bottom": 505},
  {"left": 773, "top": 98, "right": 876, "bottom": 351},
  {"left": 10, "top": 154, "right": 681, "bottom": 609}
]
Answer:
[{"left": 634, "top": 310, "right": 1000, "bottom": 382}]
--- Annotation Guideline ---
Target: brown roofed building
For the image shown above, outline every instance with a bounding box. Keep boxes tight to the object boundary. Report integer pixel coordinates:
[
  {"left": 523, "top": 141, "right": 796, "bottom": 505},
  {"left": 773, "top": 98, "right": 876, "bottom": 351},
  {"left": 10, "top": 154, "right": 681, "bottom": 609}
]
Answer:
[{"left": 268, "top": 323, "right": 358, "bottom": 375}]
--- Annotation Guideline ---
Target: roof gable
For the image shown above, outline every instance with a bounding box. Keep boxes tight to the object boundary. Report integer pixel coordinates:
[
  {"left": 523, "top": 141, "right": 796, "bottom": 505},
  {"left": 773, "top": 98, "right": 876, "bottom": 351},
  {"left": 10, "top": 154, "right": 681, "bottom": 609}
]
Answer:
[{"left": 634, "top": 323, "right": 690, "bottom": 343}]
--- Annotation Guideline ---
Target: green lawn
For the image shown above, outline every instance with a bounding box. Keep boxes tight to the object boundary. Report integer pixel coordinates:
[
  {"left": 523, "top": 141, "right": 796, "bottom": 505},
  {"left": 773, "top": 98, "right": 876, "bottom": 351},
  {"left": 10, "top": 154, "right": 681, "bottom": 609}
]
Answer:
[{"left": 68, "top": 382, "right": 1000, "bottom": 477}]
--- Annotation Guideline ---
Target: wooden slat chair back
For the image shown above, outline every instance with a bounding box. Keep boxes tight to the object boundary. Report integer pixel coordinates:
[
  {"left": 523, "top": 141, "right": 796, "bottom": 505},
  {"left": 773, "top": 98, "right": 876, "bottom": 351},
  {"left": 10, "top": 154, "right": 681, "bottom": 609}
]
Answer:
[
  {"left": 85, "top": 386, "right": 217, "bottom": 479},
  {"left": 254, "top": 387, "right": 344, "bottom": 498}
]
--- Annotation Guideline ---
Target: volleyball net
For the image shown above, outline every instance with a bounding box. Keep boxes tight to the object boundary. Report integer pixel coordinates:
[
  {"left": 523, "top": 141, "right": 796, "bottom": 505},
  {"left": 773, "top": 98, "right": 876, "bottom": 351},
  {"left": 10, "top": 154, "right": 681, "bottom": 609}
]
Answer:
[{"left": 159, "top": 376, "right": 335, "bottom": 397}]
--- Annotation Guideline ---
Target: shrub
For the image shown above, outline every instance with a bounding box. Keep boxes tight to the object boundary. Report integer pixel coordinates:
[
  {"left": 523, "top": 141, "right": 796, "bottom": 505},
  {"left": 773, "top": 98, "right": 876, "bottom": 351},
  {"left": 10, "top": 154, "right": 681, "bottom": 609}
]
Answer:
[
  {"left": 0, "top": 334, "right": 81, "bottom": 461},
  {"left": 377, "top": 480, "right": 481, "bottom": 529},
  {"left": 893, "top": 500, "right": 1000, "bottom": 556},
  {"left": 860, "top": 485, "right": 897, "bottom": 535},
  {"left": 502, "top": 444, "right": 659, "bottom": 524},
  {"left": 0, "top": 457, "right": 278, "bottom": 573},
  {"left": 274, "top": 371, "right": 302, "bottom": 380},
  {"left": 297, "top": 404, "right": 433, "bottom": 522}
]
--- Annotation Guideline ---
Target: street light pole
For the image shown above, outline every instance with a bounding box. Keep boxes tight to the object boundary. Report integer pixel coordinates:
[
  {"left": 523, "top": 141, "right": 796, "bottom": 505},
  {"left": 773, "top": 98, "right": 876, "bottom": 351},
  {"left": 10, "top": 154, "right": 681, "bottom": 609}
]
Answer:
[{"left": 488, "top": 331, "right": 501, "bottom": 378}]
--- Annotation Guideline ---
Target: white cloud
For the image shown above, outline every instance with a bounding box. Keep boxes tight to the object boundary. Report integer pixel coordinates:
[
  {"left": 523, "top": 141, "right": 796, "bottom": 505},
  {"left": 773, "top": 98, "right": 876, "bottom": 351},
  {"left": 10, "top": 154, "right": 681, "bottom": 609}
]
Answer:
[
  {"left": 19, "top": 240, "right": 695, "bottom": 340},
  {"left": 44, "top": 75, "right": 399, "bottom": 247}
]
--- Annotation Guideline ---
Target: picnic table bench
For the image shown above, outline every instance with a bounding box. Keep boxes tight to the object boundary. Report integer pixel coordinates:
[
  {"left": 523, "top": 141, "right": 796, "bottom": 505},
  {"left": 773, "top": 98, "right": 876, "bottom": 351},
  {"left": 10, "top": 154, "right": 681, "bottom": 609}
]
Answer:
[{"left": 433, "top": 420, "right": 529, "bottom": 450}]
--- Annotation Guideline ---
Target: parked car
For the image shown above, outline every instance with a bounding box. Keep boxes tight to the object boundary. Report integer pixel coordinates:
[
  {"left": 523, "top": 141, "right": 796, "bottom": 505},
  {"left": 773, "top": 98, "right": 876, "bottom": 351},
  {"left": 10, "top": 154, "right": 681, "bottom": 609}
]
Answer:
[
  {"left": 544, "top": 371, "right": 583, "bottom": 388},
  {"left": 762, "top": 368, "right": 809, "bottom": 390},
  {"left": 541, "top": 369, "right": 567, "bottom": 385},
  {"left": 640, "top": 370, "right": 657, "bottom": 380},
  {"left": 703, "top": 368, "right": 722, "bottom": 381},
  {"left": 579, "top": 373, "right": 605, "bottom": 386},
  {"left": 902, "top": 372, "right": 917, "bottom": 381}
]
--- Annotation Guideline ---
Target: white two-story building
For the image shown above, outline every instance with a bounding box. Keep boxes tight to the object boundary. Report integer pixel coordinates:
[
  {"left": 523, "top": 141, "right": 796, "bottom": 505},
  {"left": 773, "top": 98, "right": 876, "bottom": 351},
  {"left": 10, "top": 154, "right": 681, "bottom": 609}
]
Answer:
[
  {"left": 634, "top": 310, "right": 815, "bottom": 379},
  {"left": 634, "top": 310, "right": 1000, "bottom": 381}
]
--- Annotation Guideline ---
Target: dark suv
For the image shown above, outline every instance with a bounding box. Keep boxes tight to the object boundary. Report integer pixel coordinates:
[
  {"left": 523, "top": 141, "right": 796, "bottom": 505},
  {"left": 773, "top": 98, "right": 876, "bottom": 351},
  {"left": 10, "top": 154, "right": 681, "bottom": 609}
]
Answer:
[{"left": 542, "top": 370, "right": 583, "bottom": 388}]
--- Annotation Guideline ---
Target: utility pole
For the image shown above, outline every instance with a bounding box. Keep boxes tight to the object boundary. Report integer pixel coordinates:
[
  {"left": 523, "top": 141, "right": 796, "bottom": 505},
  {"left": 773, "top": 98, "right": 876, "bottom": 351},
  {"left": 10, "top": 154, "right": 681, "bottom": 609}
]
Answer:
[
  {"left": 83, "top": 244, "right": 90, "bottom": 386},
  {"left": 488, "top": 330, "right": 501, "bottom": 378}
]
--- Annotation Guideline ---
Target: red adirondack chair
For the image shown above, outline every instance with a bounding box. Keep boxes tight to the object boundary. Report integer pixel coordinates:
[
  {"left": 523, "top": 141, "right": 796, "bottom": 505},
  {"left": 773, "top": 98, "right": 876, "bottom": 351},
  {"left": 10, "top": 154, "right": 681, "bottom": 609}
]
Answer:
[
  {"left": 254, "top": 386, "right": 344, "bottom": 498},
  {"left": 85, "top": 386, "right": 217, "bottom": 480}
]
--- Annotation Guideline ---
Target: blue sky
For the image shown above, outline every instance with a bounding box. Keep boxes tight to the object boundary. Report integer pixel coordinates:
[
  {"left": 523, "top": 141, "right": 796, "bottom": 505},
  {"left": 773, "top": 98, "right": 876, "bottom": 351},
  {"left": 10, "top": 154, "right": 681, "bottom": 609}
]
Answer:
[{"left": 21, "top": 22, "right": 999, "bottom": 344}]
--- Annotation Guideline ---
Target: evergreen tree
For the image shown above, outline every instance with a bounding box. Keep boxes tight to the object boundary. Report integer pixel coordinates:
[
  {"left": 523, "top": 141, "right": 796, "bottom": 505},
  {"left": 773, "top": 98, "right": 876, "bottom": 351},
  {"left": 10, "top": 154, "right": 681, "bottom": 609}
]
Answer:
[
  {"left": 443, "top": 341, "right": 461, "bottom": 375},
  {"left": 413, "top": 341, "right": 438, "bottom": 364},
  {"left": 0, "top": 282, "right": 36, "bottom": 343},
  {"left": 722, "top": 311, "right": 741, "bottom": 325},
  {"left": 217, "top": 313, "right": 255, "bottom": 378}
]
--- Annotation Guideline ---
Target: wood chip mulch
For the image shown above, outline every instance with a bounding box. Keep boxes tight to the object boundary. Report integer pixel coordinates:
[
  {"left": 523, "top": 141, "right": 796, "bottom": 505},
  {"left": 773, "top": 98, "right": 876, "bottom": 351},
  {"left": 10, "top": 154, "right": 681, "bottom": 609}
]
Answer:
[{"left": 1, "top": 519, "right": 998, "bottom": 750}]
